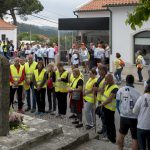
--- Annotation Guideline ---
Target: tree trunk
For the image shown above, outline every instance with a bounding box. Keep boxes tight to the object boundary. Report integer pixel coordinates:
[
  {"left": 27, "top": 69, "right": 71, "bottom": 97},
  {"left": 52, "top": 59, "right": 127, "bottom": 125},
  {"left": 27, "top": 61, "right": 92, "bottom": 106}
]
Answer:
[{"left": 10, "top": 9, "right": 17, "bottom": 25}]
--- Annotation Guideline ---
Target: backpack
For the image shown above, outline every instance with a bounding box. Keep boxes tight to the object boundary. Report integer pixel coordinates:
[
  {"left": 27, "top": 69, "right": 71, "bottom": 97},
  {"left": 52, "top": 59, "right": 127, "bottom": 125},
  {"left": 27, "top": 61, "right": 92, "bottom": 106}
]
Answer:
[
  {"left": 119, "top": 59, "right": 125, "bottom": 67},
  {"left": 120, "top": 87, "right": 134, "bottom": 115}
]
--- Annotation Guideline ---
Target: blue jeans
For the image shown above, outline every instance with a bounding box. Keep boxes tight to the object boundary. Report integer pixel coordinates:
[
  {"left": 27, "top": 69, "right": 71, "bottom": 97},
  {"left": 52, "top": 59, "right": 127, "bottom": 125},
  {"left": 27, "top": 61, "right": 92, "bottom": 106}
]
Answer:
[
  {"left": 137, "top": 128, "right": 150, "bottom": 150},
  {"left": 114, "top": 68, "right": 122, "bottom": 82},
  {"left": 26, "top": 83, "right": 36, "bottom": 109},
  {"left": 85, "top": 101, "right": 94, "bottom": 126}
]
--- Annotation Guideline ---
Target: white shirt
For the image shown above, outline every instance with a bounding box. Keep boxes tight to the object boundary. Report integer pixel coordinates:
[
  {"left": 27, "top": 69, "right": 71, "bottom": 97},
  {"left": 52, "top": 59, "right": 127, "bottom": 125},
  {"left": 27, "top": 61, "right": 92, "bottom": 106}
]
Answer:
[
  {"left": 94, "top": 47, "right": 104, "bottom": 59},
  {"left": 36, "top": 48, "right": 42, "bottom": 58},
  {"left": 80, "top": 48, "right": 89, "bottom": 62},
  {"left": 116, "top": 86, "right": 141, "bottom": 118},
  {"left": 105, "top": 46, "right": 110, "bottom": 58},
  {"left": 71, "top": 53, "right": 79, "bottom": 65},
  {"left": 42, "top": 48, "right": 47, "bottom": 57},
  {"left": 133, "top": 93, "right": 150, "bottom": 130},
  {"left": 47, "top": 47, "right": 55, "bottom": 59}
]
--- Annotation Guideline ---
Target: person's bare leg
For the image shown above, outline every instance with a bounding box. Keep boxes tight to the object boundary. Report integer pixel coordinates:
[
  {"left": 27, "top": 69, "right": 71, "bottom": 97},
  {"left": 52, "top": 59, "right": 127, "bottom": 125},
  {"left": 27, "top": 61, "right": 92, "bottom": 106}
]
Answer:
[
  {"left": 132, "top": 139, "right": 138, "bottom": 150},
  {"left": 117, "top": 132, "right": 125, "bottom": 150}
]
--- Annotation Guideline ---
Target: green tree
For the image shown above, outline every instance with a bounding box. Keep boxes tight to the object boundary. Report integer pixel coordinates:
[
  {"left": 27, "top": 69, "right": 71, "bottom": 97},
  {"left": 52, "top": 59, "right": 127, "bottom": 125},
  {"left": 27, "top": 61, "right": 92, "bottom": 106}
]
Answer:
[
  {"left": 126, "top": 0, "right": 150, "bottom": 30},
  {"left": 0, "top": 0, "right": 43, "bottom": 25}
]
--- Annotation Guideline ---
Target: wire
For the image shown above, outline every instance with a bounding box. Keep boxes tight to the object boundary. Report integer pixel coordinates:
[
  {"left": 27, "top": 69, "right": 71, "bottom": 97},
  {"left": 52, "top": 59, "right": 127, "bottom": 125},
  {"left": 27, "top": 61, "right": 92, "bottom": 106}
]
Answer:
[{"left": 31, "top": 14, "right": 58, "bottom": 24}]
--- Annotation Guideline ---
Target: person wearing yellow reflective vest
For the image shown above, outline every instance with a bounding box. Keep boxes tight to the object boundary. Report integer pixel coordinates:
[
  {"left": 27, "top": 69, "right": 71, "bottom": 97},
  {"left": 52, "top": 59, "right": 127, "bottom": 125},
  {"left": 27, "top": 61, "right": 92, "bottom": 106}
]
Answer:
[
  {"left": 46, "top": 63, "right": 56, "bottom": 114},
  {"left": 136, "top": 50, "right": 145, "bottom": 82},
  {"left": 32, "top": 61, "right": 47, "bottom": 115},
  {"left": 68, "top": 68, "right": 84, "bottom": 128},
  {"left": 69, "top": 65, "right": 84, "bottom": 119},
  {"left": 2, "top": 41, "right": 9, "bottom": 59},
  {"left": 10, "top": 57, "right": 25, "bottom": 113},
  {"left": 53, "top": 62, "right": 69, "bottom": 118},
  {"left": 100, "top": 74, "right": 119, "bottom": 143},
  {"left": 93, "top": 65, "right": 108, "bottom": 136},
  {"left": 83, "top": 68, "right": 98, "bottom": 130},
  {"left": 24, "top": 55, "right": 37, "bottom": 113}
]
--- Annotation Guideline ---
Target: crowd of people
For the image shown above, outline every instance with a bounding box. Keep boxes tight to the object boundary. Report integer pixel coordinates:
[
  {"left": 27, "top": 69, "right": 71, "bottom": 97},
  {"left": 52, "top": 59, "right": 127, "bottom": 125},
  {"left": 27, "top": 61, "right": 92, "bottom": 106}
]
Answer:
[{"left": 0, "top": 40, "right": 150, "bottom": 150}]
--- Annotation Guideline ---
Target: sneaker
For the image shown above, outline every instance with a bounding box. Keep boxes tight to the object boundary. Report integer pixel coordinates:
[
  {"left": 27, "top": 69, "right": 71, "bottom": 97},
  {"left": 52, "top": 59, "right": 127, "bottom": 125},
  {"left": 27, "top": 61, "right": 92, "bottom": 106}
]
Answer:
[
  {"left": 31, "top": 109, "right": 36, "bottom": 113},
  {"left": 69, "top": 114, "right": 77, "bottom": 119},
  {"left": 45, "top": 110, "right": 52, "bottom": 113},
  {"left": 86, "top": 125, "right": 94, "bottom": 130},
  {"left": 72, "top": 120, "right": 79, "bottom": 124},
  {"left": 25, "top": 107, "right": 31, "bottom": 112},
  {"left": 50, "top": 111, "right": 56, "bottom": 115},
  {"left": 39, "top": 112, "right": 45, "bottom": 116},
  {"left": 76, "top": 123, "right": 83, "bottom": 128},
  {"left": 100, "top": 137, "right": 109, "bottom": 142},
  {"left": 55, "top": 114, "right": 61, "bottom": 118},
  {"left": 35, "top": 112, "right": 41, "bottom": 115},
  {"left": 97, "top": 129, "right": 103, "bottom": 135}
]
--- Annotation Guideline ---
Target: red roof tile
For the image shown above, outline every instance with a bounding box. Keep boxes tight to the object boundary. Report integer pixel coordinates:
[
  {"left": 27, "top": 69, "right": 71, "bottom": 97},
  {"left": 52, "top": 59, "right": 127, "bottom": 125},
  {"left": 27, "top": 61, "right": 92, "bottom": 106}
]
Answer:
[
  {"left": 0, "top": 19, "right": 17, "bottom": 30},
  {"left": 76, "top": 0, "right": 139, "bottom": 12}
]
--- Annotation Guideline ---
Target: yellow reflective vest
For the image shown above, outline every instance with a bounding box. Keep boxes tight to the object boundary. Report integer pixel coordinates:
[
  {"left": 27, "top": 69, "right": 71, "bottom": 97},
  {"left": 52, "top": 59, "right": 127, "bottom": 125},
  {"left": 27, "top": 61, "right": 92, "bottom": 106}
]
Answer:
[
  {"left": 69, "top": 72, "right": 84, "bottom": 86},
  {"left": 97, "top": 78, "right": 105, "bottom": 101},
  {"left": 101, "top": 84, "right": 118, "bottom": 111},
  {"left": 70, "top": 76, "right": 83, "bottom": 89},
  {"left": 34, "top": 69, "right": 46, "bottom": 89},
  {"left": 10, "top": 64, "right": 24, "bottom": 86},
  {"left": 24, "top": 61, "right": 37, "bottom": 90},
  {"left": 84, "top": 77, "right": 98, "bottom": 103},
  {"left": 54, "top": 70, "right": 68, "bottom": 93}
]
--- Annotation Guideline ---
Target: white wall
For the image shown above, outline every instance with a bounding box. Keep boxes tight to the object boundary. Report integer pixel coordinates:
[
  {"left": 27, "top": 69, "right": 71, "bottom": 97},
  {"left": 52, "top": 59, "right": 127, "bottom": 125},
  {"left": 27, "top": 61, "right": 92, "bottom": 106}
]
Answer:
[
  {"left": 110, "top": 6, "right": 150, "bottom": 65},
  {"left": 0, "top": 29, "right": 17, "bottom": 50},
  {"left": 77, "top": 11, "right": 110, "bottom": 18}
]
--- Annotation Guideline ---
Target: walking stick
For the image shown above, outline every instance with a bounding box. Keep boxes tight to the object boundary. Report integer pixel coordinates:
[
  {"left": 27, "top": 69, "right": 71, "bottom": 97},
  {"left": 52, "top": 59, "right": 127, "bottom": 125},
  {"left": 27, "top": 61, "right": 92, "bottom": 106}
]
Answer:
[{"left": 94, "top": 92, "right": 97, "bottom": 133}]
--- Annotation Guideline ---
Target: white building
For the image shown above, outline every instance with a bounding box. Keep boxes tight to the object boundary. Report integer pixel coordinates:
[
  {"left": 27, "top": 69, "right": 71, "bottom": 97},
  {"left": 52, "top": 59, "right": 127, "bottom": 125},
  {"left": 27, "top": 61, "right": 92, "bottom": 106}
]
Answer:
[
  {"left": 0, "top": 19, "right": 17, "bottom": 50},
  {"left": 75, "top": 0, "right": 149, "bottom": 77}
]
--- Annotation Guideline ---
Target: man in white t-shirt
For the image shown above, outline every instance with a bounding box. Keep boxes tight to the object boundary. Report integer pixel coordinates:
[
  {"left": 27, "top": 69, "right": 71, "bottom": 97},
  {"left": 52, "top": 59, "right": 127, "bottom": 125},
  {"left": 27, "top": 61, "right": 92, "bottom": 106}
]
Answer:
[
  {"left": 116, "top": 75, "right": 141, "bottom": 150},
  {"left": 94, "top": 43, "right": 105, "bottom": 65},
  {"left": 47, "top": 44, "right": 55, "bottom": 63}
]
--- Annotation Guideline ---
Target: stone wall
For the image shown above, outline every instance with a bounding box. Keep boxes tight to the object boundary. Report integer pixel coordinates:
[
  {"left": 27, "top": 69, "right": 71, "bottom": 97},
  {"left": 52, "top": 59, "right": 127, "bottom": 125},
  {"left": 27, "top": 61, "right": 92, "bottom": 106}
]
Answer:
[{"left": 0, "top": 55, "right": 9, "bottom": 136}]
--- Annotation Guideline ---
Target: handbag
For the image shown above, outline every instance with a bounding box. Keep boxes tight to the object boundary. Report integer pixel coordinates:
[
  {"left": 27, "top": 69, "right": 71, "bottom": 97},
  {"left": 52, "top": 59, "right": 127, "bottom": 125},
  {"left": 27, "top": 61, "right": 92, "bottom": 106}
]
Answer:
[{"left": 72, "top": 91, "right": 81, "bottom": 101}]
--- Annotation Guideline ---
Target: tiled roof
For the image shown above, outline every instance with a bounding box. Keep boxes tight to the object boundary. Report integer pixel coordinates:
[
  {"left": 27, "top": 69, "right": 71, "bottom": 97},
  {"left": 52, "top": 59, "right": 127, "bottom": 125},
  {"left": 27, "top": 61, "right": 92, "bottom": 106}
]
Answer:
[
  {"left": 0, "top": 19, "right": 17, "bottom": 30},
  {"left": 76, "top": 0, "right": 139, "bottom": 12}
]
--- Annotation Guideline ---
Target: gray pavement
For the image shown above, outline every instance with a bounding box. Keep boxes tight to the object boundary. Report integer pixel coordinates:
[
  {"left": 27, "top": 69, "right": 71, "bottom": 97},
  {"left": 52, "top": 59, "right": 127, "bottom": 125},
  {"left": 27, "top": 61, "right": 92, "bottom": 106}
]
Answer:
[{"left": 13, "top": 73, "right": 145, "bottom": 149}]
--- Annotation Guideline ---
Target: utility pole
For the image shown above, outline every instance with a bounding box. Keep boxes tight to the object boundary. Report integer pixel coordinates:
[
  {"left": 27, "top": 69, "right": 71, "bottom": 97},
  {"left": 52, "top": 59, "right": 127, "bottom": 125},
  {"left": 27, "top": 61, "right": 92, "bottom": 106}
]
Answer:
[{"left": 29, "top": 24, "right": 31, "bottom": 44}]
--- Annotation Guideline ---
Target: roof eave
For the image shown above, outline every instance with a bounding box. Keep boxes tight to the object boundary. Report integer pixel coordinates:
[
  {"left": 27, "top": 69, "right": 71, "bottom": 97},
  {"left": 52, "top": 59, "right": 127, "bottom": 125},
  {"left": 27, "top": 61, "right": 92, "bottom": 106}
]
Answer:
[
  {"left": 104, "top": 3, "right": 138, "bottom": 8},
  {"left": 74, "top": 9, "right": 108, "bottom": 13}
]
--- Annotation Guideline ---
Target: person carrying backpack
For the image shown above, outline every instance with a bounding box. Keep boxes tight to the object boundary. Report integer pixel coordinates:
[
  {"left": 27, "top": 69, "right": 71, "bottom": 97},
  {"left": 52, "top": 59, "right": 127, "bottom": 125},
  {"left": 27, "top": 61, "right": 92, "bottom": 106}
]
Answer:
[{"left": 116, "top": 75, "right": 141, "bottom": 150}]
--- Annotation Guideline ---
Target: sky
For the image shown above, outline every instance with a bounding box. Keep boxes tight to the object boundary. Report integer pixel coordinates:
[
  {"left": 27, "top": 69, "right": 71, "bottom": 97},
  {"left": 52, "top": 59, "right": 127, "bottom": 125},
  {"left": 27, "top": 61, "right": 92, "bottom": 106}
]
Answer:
[{"left": 16, "top": 0, "right": 90, "bottom": 28}]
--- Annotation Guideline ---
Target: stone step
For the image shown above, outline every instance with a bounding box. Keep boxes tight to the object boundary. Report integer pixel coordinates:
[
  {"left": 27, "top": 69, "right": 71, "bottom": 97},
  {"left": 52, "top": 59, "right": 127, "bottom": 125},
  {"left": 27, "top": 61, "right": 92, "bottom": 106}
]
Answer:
[
  {"left": 30, "top": 125, "right": 89, "bottom": 150},
  {"left": 0, "top": 115, "right": 63, "bottom": 150},
  {"left": 74, "top": 139, "right": 118, "bottom": 150}
]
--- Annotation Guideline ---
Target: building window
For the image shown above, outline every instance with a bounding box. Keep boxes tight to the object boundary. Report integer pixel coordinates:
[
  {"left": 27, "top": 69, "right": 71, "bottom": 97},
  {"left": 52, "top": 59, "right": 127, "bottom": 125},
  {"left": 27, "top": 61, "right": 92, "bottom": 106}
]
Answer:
[
  {"left": 1, "top": 34, "right": 6, "bottom": 41},
  {"left": 134, "top": 31, "right": 150, "bottom": 65}
]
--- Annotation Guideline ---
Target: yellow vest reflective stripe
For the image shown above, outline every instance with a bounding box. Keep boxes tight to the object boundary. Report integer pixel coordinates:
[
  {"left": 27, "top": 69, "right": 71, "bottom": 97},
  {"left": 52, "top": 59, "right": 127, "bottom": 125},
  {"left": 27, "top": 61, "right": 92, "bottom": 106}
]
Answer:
[
  {"left": 10, "top": 64, "right": 24, "bottom": 86},
  {"left": 25, "top": 62, "right": 37, "bottom": 80},
  {"left": 34, "top": 69, "right": 46, "bottom": 89},
  {"left": 84, "top": 77, "right": 98, "bottom": 103},
  {"left": 101, "top": 84, "right": 118, "bottom": 111},
  {"left": 69, "top": 72, "right": 84, "bottom": 86},
  {"left": 54, "top": 70, "right": 68, "bottom": 92},
  {"left": 97, "top": 78, "right": 105, "bottom": 101},
  {"left": 70, "top": 76, "right": 82, "bottom": 89}
]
